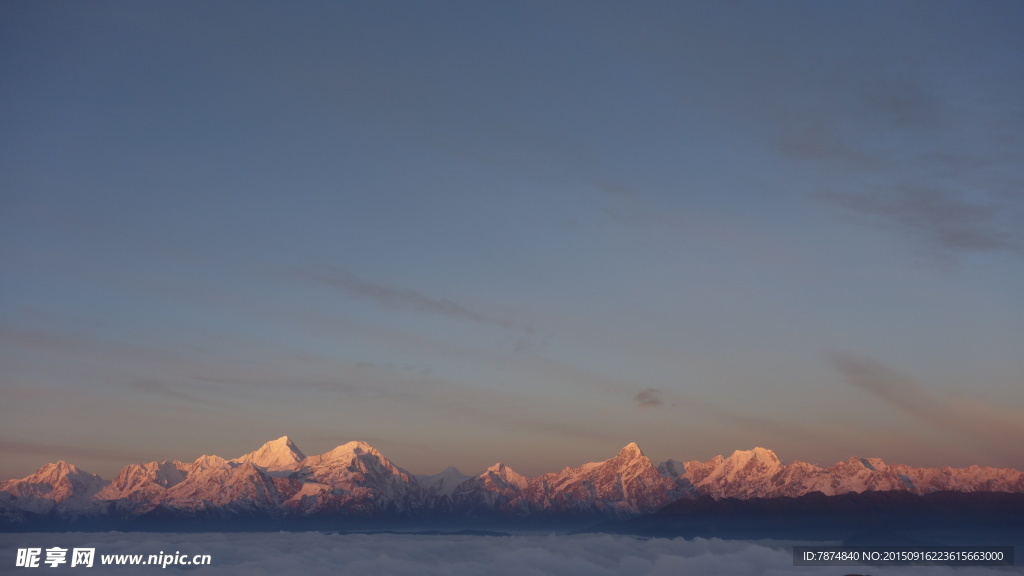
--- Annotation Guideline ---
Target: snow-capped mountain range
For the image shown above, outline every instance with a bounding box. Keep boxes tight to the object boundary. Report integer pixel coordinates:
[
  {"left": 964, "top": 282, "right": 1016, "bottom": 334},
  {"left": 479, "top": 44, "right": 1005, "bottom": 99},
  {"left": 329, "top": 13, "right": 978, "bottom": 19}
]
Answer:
[{"left": 2, "top": 437, "right": 1022, "bottom": 525}]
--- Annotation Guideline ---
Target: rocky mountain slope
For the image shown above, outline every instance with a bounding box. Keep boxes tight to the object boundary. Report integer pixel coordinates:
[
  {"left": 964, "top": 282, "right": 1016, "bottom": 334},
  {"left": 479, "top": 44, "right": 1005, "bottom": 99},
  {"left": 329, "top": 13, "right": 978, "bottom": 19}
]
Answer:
[{"left": 2, "top": 437, "right": 1021, "bottom": 527}]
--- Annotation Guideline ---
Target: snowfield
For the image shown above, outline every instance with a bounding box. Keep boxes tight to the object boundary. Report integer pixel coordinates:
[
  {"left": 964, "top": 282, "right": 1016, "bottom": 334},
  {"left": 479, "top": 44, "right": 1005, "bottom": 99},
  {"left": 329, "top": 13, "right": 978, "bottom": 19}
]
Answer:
[{"left": 4, "top": 437, "right": 1023, "bottom": 524}]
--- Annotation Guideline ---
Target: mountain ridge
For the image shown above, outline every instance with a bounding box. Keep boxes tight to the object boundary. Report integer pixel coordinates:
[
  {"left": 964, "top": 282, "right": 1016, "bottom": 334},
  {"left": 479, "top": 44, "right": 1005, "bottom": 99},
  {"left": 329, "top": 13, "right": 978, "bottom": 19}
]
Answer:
[{"left": 3, "top": 437, "right": 1022, "bottom": 527}]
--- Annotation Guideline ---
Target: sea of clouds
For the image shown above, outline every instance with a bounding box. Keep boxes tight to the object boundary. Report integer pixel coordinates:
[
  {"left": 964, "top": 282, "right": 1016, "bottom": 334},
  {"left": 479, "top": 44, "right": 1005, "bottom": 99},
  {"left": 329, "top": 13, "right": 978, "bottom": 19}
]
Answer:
[{"left": 2, "top": 532, "right": 1019, "bottom": 575}]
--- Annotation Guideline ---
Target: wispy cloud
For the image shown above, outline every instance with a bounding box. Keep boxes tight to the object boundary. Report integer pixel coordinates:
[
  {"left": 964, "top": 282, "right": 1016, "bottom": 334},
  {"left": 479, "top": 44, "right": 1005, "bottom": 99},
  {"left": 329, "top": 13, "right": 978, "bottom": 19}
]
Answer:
[
  {"left": 726, "top": 9, "right": 1024, "bottom": 261},
  {"left": 129, "top": 379, "right": 222, "bottom": 406},
  {"left": 677, "top": 395, "right": 845, "bottom": 451},
  {"left": 0, "top": 441, "right": 149, "bottom": 472},
  {"left": 794, "top": 73, "right": 1024, "bottom": 260},
  {"left": 830, "top": 351, "right": 1024, "bottom": 445},
  {"left": 633, "top": 388, "right": 663, "bottom": 409},
  {"left": 305, "top": 267, "right": 518, "bottom": 329},
  {"left": 504, "top": 417, "right": 620, "bottom": 445},
  {"left": 266, "top": 304, "right": 626, "bottom": 396},
  {"left": 825, "top": 185, "right": 1024, "bottom": 258}
]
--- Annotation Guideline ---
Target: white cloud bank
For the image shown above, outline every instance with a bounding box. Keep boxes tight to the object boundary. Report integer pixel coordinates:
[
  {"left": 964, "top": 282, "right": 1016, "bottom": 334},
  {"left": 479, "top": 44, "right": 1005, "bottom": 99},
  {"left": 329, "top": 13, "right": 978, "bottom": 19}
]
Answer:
[{"left": 1, "top": 532, "right": 1018, "bottom": 575}]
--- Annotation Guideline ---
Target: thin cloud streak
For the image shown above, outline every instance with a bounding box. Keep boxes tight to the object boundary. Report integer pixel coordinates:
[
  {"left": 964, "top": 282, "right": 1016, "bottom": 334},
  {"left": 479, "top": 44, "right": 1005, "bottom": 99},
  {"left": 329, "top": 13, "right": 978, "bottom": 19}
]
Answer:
[
  {"left": 825, "top": 186, "right": 1024, "bottom": 258},
  {"left": 830, "top": 351, "right": 1024, "bottom": 445},
  {"left": 710, "top": 3, "right": 1024, "bottom": 260},
  {"left": 506, "top": 417, "right": 621, "bottom": 445},
  {"left": 269, "top": 300, "right": 631, "bottom": 396},
  {"left": 798, "top": 74, "right": 1024, "bottom": 259},
  {"left": 306, "top": 267, "right": 518, "bottom": 330},
  {"left": 0, "top": 441, "right": 149, "bottom": 474},
  {"left": 129, "top": 379, "right": 223, "bottom": 406},
  {"left": 677, "top": 395, "right": 847, "bottom": 451}
]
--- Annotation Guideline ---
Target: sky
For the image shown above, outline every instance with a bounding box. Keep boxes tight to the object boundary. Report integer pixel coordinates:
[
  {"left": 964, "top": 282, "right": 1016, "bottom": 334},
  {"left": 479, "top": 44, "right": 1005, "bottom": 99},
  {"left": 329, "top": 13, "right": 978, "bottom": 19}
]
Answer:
[{"left": 1, "top": 1, "right": 1023, "bottom": 481}]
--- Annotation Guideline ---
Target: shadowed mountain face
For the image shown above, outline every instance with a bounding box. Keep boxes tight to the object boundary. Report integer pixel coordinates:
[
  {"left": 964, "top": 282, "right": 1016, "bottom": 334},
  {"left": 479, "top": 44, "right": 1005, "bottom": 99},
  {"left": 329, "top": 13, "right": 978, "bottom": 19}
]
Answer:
[
  {"left": 587, "top": 490, "right": 1024, "bottom": 545},
  {"left": 2, "top": 438, "right": 1022, "bottom": 531}
]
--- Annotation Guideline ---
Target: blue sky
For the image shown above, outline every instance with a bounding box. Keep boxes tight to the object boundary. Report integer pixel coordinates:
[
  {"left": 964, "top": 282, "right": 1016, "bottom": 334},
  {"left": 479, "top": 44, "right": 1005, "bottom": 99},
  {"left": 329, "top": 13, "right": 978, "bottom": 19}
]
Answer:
[{"left": 2, "top": 1, "right": 1023, "bottom": 479}]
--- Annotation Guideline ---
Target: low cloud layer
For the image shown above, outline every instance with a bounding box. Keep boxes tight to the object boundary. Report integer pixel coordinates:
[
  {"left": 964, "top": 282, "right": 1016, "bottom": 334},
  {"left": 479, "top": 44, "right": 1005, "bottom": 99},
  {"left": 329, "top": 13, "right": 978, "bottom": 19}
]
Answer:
[{"left": 1, "top": 532, "right": 1004, "bottom": 576}]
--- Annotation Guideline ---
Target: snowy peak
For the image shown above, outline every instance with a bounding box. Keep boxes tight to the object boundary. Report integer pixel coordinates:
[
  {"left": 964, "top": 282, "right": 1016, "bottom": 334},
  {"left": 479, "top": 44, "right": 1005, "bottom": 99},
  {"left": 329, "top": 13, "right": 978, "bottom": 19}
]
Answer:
[
  {"left": 23, "top": 461, "right": 93, "bottom": 484},
  {"left": 0, "top": 461, "right": 106, "bottom": 511},
  {"left": 164, "top": 460, "right": 292, "bottom": 513},
  {"left": 417, "top": 466, "right": 471, "bottom": 497},
  {"left": 727, "top": 447, "right": 781, "bottom": 466},
  {"left": 3, "top": 439, "right": 1024, "bottom": 525},
  {"left": 482, "top": 463, "right": 528, "bottom": 490},
  {"left": 300, "top": 440, "right": 409, "bottom": 483},
  {"left": 234, "top": 436, "right": 306, "bottom": 469},
  {"left": 861, "top": 457, "right": 887, "bottom": 470},
  {"left": 189, "top": 454, "right": 228, "bottom": 474},
  {"left": 831, "top": 456, "right": 885, "bottom": 472},
  {"left": 309, "top": 440, "right": 381, "bottom": 463},
  {"left": 618, "top": 442, "right": 644, "bottom": 458},
  {"left": 486, "top": 462, "right": 511, "bottom": 474},
  {"left": 601, "top": 443, "right": 656, "bottom": 478},
  {"left": 287, "top": 440, "right": 424, "bottom": 515},
  {"left": 96, "top": 460, "right": 189, "bottom": 508},
  {"left": 107, "top": 460, "right": 187, "bottom": 493},
  {"left": 680, "top": 447, "right": 789, "bottom": 499},
  {"left": 717, "top": 447, "right": 783, "bottom": 478},
  {"left": 342, "top": 440, "right": 375, "bottom": 453},
  {"left": 530, "top": 443, "right": 673, "bottom": 515},
  {"left": 15, "top": 461, "right": 106, "bottom": 494}
]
